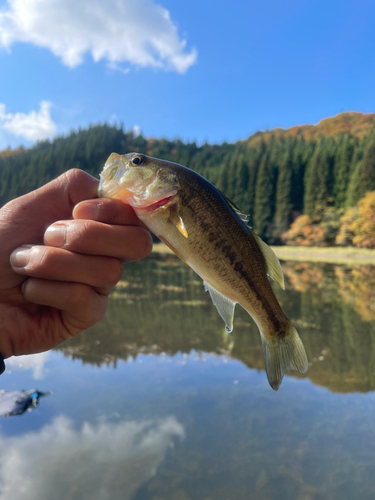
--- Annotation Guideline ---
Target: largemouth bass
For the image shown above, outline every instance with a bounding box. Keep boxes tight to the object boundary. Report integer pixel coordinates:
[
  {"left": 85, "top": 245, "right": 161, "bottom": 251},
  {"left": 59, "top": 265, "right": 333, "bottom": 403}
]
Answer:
[{"left": 98, "top": 152, "right": 308, "bottom": 390}]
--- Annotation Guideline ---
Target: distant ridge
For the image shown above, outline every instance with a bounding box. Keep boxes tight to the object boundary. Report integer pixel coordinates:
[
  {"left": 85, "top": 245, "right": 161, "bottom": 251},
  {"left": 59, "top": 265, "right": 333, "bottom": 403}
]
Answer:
[
  {"left": 0, "top": 147, "right": 24, "bottom": 158},
  {"left": 1, "top": 111, "right": 375, "bottom": 156},
  {"left": 247, "top": 111, "right": 375, "bottom": 145}
]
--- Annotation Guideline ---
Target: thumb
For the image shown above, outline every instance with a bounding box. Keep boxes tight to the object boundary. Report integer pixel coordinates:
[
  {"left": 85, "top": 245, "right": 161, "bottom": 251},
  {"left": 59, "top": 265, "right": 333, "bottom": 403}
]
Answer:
[{"left": 0, "top": 169, "right": 98, "bottom": 259}]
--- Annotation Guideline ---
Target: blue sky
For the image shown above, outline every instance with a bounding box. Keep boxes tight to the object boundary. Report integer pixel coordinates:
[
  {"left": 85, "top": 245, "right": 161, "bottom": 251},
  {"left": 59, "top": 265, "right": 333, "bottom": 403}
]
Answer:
[{"left": 0, "top": 0, "right": 375, "bottom": 150}]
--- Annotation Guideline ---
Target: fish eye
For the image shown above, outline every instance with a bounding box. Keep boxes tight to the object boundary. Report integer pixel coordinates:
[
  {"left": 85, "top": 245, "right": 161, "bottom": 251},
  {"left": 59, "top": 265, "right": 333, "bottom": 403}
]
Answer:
[{"left": 131, "top": 155, "right": 144, "bottom": 166}]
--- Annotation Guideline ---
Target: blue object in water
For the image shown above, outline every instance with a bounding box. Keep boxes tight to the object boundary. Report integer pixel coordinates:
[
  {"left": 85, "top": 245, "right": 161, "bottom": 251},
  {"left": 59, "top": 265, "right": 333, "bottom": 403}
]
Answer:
[{"left": 0, "top": 389, "right": 52, "bottom": 417}]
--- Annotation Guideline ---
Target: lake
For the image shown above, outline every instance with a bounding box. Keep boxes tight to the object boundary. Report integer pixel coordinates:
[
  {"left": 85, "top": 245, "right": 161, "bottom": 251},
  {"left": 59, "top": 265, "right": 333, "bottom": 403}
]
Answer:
[{"left": 1, "top": 254, "right": 375, "bottom": 500}]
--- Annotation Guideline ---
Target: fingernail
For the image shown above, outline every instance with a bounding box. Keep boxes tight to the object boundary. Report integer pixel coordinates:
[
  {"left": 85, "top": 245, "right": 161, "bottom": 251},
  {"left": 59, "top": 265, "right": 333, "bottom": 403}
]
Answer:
[
  {"left": 44, "top": 223, "right": 66, "bottom": 247},
  {"left": 10, "top": 245, "right": 33, "bottom": 268},
  {"left": 73, "top": 202, "right": 99, "bottom": 220}
]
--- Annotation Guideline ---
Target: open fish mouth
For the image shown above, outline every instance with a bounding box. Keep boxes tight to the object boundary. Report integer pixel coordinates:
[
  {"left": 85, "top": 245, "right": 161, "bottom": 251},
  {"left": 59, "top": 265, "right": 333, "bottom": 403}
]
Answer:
[
  {"left": 98, "top": 176, "right": 178, "bottom": 209},
  {"left": 134, "top": 194, "right": 177, "bottom": 211}
]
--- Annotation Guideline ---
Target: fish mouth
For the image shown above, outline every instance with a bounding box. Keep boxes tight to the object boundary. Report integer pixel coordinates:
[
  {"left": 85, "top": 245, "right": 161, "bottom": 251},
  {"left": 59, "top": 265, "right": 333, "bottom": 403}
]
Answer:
[{"left": 135, "top": 194, "right": 176, "bottom": 212}]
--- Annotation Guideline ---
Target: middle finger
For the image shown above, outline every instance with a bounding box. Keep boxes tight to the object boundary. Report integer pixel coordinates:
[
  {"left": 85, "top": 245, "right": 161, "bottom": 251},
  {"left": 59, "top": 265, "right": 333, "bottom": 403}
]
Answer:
[{"left": 10, "top": 245, "right": 124, "bottom": 294}]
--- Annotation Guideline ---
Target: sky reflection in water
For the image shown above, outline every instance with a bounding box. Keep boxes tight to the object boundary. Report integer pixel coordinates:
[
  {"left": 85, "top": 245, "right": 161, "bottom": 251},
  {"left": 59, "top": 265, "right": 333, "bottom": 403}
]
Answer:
[{"left": 1, "top": 255, "right": 375, "bottom": 500}]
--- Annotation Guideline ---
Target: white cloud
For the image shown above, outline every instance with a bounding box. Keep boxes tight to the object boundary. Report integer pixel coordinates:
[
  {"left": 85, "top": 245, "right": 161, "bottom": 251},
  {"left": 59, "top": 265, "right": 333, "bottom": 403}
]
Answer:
[
  {"left": 0, "top": 415, "right": 184, "bottom": 499},
  {"left": 5, "top": 352, "right": 50, "bottom": 379},
  {"left": 0, "top": 101, "right": 56, "bottom": 141},
  {"left": 132, "top": 124, "right": 142, "bottom": 137},
  {"left": 0, "top": 0, "right": 197, "bottom": 73}
]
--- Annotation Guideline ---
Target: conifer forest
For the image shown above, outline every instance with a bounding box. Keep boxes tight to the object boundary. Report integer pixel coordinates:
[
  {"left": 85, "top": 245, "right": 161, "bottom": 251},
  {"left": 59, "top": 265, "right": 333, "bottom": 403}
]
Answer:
[{"left": 1, "top": 112, "right": 375, "bottom": 247}]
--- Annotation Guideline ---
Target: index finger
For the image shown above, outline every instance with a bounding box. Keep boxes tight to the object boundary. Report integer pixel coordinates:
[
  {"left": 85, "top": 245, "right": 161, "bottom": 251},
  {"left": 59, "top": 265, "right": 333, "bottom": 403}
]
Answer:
[{"left": 73, "top": 198, "right": 147, "bottom": 229}]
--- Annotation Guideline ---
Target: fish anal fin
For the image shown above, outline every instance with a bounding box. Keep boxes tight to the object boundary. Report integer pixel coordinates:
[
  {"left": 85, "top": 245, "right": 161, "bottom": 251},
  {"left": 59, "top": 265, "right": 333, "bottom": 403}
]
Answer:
[
  {"left": 203, "top": 281, "right": 236, "bottom": 333},
  {"left": 260, "top": 323, "right": 308, "bottom": 390},
  {"left": 252, "top": 233, "right": 285, "bottom": 289}
]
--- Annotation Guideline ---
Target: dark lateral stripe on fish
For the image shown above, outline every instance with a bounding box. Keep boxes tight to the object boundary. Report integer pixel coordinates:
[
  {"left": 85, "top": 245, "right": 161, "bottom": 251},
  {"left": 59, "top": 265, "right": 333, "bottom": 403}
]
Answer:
[{"left": 232, "top": 260, "right": 285, "bottom": 335}]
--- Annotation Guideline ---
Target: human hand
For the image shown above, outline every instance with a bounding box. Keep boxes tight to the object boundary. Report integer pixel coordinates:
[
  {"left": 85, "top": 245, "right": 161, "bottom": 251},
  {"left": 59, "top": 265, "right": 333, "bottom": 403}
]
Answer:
[{"left": 0, "top": 169, "right": 152, "bottom": 359}]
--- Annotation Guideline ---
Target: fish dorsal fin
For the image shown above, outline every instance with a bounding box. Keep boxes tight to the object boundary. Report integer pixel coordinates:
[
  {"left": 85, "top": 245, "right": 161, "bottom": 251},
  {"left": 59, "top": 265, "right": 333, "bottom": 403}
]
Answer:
[
  {"left": 221, "top": 193, "right": 251, "bottom": 226},
  {"left": 252, "top": 233, "right": 285, "bottom": 290},
  {"left": 220, "top": 192, "right": 284, "bottom": 289},
  {"left": 203, "top": 281, "right": 236, "bottom": 333}
]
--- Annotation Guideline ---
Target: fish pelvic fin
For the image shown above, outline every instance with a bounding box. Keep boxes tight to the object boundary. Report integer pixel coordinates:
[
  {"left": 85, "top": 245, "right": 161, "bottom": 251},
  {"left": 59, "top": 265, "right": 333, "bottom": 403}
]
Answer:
[
  {"left": 260, "top": 322, "right": 308, "bottom": 391},
  {"left": 252, "top": 233, "right": 285, "bottom": 290},
  {"left": 203, "top": 281, "right": 235, "bottom": 333}
]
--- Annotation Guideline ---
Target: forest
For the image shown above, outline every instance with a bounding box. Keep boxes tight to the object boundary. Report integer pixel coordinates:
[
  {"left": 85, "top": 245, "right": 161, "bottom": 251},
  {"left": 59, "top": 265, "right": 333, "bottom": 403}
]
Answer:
[{"left": 1, "top": 111, "right": 375, "bottom": 246}]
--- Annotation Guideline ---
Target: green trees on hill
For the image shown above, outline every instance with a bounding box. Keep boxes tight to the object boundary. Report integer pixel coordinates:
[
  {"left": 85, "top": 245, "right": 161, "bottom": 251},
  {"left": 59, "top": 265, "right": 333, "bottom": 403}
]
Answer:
[
  {"left": 254, "top": 153, "right": 276, "bottom": 239},
  {"left": 346, "top": 137, "right": 375, "bottom": 206},
  {"left": 274, "top": 150, "right": 293, "bottom": 237},
  {"left": 1, "top": 121, "right": 375, "bottom": 243}
]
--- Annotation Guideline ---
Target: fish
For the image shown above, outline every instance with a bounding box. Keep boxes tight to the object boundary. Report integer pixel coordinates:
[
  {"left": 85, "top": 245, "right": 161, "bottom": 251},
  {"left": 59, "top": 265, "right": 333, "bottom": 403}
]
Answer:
[{"left": 98, "top": 152, "right": 308, "bottom": 390}]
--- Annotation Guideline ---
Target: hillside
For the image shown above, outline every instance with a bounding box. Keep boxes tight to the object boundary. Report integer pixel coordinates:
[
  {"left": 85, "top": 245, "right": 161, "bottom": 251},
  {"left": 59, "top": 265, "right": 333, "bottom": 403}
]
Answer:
[
  {"left": 246, "top": 111, "right": 375, "bottom": 145},
  {"left": 0, "top": 112, "right": 375, "bottom": 245},
  {"left": 2, "top": 111, "right": 375, "bottom": 158}
]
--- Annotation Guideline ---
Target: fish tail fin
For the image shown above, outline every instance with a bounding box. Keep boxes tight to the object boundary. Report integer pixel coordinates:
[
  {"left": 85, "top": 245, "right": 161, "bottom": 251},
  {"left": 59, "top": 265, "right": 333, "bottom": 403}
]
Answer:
[{"left": 260, "top": 322, "right": 308, "bottom": 391}]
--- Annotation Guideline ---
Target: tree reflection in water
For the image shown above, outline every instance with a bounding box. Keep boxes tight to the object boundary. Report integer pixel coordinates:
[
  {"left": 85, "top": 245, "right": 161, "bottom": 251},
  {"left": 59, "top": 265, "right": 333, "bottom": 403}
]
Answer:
[{"left": 56, "top": 255, "right": 375, "bottom": 394}]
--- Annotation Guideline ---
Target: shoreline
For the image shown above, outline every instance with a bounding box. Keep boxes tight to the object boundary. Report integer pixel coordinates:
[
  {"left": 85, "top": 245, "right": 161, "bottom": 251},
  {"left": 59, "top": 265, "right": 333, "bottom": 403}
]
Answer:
[{"left": 152, "top": 243, "right": 375, "bottom": 265}]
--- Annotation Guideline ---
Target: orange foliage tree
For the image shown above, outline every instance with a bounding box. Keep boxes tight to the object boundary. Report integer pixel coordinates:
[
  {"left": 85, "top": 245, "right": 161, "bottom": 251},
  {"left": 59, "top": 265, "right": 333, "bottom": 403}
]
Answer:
[
  {"left": 335, "top": 207, "right": 358, "bottom": 246},
  {"left": 282, "top": 207, "right": 342, "bottom": 246},
  {"left": 351, "top": 191, "right": 375, "bottom": 248},
  {"left": 336, "top": 191, "right": 375, "bottom": 248},
  {"left": 282, "top": 215, "right": 325, "bottom": 246}
]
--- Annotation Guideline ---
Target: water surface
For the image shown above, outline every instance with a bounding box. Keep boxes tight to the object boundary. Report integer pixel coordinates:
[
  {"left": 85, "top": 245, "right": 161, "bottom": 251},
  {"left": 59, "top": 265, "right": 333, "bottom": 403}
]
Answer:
[{"left": 1, "top": 255, "right": 375, "bottom": 500}]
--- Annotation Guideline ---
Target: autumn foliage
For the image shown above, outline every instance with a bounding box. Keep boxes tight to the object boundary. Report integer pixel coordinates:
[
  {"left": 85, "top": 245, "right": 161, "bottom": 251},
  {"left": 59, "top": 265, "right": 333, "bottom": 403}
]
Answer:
[
  {"left": 350, "top": 192, "right": 375, "bottom": 248},
  {"left": 282, "top": 215, "right": 325, "bottom": 246},
  {"left": 282, "top": 206, "right": 343, "bottom": 246},
  {"left": 282, "top": 192, "right": 375, "bottom": 248}
]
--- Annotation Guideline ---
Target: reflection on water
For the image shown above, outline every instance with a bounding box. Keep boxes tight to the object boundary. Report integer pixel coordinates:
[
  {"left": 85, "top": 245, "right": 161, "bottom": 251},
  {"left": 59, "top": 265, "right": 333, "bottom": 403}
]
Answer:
[
  {"left": 59, "top": 255, "right": 375, "bottom": 394},
  {"left": 0, "top": 415, "right": 184, "bottom": 499},
  {"left": 2, "top": 255, "right": 375, "bottom": 500},
  {"left": 5, "top": 352, "right": 50, "bottom": 380}
]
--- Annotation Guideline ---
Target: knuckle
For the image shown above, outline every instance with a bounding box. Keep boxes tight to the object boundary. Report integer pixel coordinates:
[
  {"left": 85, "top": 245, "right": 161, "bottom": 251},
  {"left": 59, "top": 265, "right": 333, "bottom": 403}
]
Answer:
[
  {"left": 66, "top": 220, "right": 94, "bottom": 246},
  {"left": 132, "top": 229, "right": 153, "bottom": 261},
  {"left": 93, "top": 297, "right": 108, "bottom": 323},
  {"left": 106, "top": 258, "right": 124, "bottom": 285},
  {"left": 63, "top": 168, "right": 87, "bottom": 186},
  {"left": 71, "top": 283, "right": 92, "bottom": 305},
  {"left": 81, "top": 295, "right": 107, "bottom": 328},
  {"left": 27, "top": 246, "right": 53, "bottom": 271}
]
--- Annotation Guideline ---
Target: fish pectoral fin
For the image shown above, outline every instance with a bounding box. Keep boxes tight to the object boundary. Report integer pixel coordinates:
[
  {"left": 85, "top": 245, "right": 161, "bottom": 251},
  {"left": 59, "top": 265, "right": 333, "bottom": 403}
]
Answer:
[
  {"left": 169, "top": 208, "right": 188, "bottom": 238},
  {"left": 203, "top": 281, "right": 236, "bottom": 333},
  {"left": 252, "top": 232, "right": 285, "bottom": 290}
]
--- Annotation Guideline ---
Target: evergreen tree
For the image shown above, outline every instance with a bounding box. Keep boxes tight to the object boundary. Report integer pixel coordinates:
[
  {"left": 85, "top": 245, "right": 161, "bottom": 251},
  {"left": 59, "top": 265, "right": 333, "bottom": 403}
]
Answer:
[
  {"left": 304, "top": 138, "right": 334, "bottom": 216},
  {"left": 291, "top": 135, "right": 310, "bottom": 213},
  {"left": 253, "top": 154, "right": 277, "bottom": 241},
  {"left": 346, "top": 138, "right": 375, "bottom": 206},
  {"left": 216, "top": 157, "right": 230, "bottom": 193},
  {"left": 333, "top": 134, "right": 354, "bottom": 208},
  {"left": 274, "top": 151, "right": 293, "bottom": 239},
  {"left": 245, "top": 142, "right": 264, "bottom": 225},
  {"left": 234, "top": 153, "right": 250, "bottom": 212}
]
